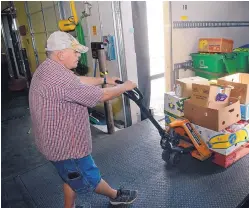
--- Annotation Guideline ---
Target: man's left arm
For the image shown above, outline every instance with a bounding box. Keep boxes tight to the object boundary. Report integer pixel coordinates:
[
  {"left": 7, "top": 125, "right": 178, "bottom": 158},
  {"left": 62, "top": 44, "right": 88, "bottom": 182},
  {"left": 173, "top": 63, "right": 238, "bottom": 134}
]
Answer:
[{"left": 79, "top": 76, "right": 120, "bottom": 86}]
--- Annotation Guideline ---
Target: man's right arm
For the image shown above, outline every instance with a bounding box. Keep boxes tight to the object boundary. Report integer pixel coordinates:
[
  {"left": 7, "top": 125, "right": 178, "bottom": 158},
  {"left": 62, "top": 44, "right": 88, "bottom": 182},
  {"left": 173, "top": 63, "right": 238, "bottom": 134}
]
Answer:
[
  {"left": 63, "top": 78, "right": 137, "bottom": 107},
  {"left": 101, "top": 80, "right": 137, "bottom": 102}
]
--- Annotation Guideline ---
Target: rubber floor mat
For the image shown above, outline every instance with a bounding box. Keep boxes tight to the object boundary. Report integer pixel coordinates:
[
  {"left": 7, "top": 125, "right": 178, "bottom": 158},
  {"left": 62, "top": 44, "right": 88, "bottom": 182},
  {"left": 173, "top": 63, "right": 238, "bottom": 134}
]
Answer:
[{"left": 16, "top": 119, "right": 249, "bottom": 208}]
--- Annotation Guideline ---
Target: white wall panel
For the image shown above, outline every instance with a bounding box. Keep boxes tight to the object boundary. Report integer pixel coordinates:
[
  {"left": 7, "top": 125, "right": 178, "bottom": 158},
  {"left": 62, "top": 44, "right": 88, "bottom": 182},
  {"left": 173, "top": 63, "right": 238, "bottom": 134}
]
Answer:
[
  {"left": 62, "top": 1, "right": 139, "bottom": 124},
  {"left": 173, "top": 27, "right": 249, "bottom": 64},
  {"left": 171, "top": 1, "right": 249, "bottom": 79},
  {"left": 120, "top": 1, "right": 141, "bottom": 123},
  {"left": 98, "top": 1, "right": 120, "bottom": 78},
  {"left": 172, "top": 2, "right": 249, "bottom": 21}
]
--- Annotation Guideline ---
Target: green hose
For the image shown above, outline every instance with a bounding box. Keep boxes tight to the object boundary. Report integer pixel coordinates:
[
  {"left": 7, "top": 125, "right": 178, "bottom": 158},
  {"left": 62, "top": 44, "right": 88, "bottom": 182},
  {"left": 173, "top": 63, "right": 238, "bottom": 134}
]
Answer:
[
  {"left": 75, "top": 18, "right": 88, "bottom": 67},
  {"left": 75, "top": 17, "right": 89, "bottom": 75}
]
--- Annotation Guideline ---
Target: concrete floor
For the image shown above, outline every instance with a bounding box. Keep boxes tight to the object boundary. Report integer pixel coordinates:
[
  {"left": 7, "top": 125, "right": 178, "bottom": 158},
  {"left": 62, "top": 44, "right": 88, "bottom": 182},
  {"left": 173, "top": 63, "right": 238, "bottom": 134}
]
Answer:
[
  {"left": 2, "top": 90, "right": 249, "bottom": 208},
  {"left": 1, "top": 90, "right": 108, "bottom": 207}
]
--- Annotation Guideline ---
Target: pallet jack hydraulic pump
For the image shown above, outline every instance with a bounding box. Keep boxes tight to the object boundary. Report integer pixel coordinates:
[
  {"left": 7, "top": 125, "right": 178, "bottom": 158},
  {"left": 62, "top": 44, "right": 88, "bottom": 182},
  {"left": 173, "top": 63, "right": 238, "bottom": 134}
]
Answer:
[{"left": 116, "top": 80, "right": 212, "bottom": 166}]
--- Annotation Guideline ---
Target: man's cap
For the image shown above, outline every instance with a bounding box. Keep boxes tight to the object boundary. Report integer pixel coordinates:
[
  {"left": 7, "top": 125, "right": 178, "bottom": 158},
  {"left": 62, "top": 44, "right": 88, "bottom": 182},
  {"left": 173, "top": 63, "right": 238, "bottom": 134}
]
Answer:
[{"left": 45, "top": 31, "right": 88, "bottom": 53}]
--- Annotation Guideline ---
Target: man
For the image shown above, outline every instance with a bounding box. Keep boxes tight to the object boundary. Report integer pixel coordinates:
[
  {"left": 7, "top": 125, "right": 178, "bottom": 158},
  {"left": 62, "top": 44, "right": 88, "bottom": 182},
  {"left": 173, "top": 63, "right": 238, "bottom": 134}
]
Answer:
[{"left": 29, "top": 31, "right": 138, "bottom": 208}]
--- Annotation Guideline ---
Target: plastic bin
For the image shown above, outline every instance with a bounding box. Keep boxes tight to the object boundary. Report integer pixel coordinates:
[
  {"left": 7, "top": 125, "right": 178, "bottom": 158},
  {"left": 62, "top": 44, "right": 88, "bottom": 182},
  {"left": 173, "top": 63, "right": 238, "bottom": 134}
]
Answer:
[
  {"left": 194, "top": 68, "right": 227, "bottom": 80},
  {"left": 222, "top": 53, "right": 239, "bottom": 74},
  {"left": 237, "top": 44, "right": 249, "bottom": 49},
  {"left": 233, "top": 48, "right": 249, "bottom": 72},
  {"left": 235, "top": 51, "right": 249, "bottom": 73},
  {"left": 234, "top": 47, "right": 249, "bottom": 52},
  {"left": 191, "top": 53, "right": 226, "bottom": 73},
  {"left": 191, "top": 52, "right": 249, "bottom": 74},
  {"left": 198, "top": 38, "right": 233, "bottom": 53}
]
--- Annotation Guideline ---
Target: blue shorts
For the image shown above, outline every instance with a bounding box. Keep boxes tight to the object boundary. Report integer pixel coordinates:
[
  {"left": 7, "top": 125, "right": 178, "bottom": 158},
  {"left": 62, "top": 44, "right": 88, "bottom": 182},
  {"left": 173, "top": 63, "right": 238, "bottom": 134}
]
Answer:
[{"left": 51, "top": 155, "right": 101, "bottom": 193}]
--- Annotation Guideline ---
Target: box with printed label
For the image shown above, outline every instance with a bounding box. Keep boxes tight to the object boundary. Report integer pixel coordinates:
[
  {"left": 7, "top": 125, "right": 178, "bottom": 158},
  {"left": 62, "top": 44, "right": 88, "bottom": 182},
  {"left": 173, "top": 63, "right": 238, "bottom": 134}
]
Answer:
[
  {"left": 194, "top": 121, "right": 249, "bottom": 155},
  {"left": 164, "top": 113, "right": 249, "bottom": 156},
  {"left": 217, "top": 73, "right": 249, "bottom": 104},
  {"left": 241, "top": 103, "right": 249, "bottom": 121},
  {"left": 191, "top": 83, "right": 232, "bottom": 108},
  {"left": 164, "top": 92, "right": 188, "bottom": 117},
  {"left": 175, "top": 76, "right": 209, "bottom": 98}
]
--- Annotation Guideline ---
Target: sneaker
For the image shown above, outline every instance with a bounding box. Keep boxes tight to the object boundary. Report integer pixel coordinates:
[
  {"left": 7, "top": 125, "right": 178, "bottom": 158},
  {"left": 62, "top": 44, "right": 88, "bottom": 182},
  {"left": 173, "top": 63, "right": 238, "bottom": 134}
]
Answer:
[{"left": 110, "top": 188, "right": 138, "bottom": 205}]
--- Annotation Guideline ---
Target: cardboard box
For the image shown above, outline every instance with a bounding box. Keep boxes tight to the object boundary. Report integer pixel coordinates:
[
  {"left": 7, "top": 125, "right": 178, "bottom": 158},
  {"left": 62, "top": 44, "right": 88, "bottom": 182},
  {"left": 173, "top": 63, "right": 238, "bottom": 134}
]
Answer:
[
  {"left": 241, "top": 103, "right": 249, "bottom": 121},
  {"left": 198, "top": 38, "right": 234, "bottom": 53},
  {"left": 212, "top": 143, "right": 249, "bottom": 168},
  {"left": 175, "top": 76, "right": 209, "bottom": 98},
  {"left": 184, "top": 98, "right": 241, "bottom": 131},
  {"left": 194, "top": 120, "right": 249, "bottom": 155},
  {"left": 165, "top": 113, "right": 249, "bottom": 155},
  {"left": 217, "top": 73, "right": 249, "bottom": 104},
  {"left": 191, "top": 83, "right": 232, "bottom": 108},
  {"left": 164, "top": 92, "right": 188, "bottom": 117}
]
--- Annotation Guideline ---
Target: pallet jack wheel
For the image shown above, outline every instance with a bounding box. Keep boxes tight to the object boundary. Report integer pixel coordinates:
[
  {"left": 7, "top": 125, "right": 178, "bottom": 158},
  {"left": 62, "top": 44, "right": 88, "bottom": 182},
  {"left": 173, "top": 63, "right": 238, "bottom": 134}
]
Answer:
[
  {"left": 162, "top": 150, "right": 170, "bottom": 162},
  {"left": 169, "top": 152, "right": 181, "bottom": 166}
]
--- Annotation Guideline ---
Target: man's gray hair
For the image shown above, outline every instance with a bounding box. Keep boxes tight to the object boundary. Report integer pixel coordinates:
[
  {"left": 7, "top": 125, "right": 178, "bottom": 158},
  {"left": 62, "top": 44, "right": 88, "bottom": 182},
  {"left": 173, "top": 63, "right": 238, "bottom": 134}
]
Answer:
[{"left": 46, "top": 51, "right": 53, "bottom": 58}]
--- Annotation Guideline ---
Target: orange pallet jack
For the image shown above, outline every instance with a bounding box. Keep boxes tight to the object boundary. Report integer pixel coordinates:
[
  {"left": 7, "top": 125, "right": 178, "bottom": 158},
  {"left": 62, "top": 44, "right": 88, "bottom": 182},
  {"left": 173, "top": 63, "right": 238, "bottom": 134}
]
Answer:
[
  {"left": 116, "top": 80, "right": 212, "bottom": 166},
  {"left": 164, "top": 120, "right": 212, "bottom": 164}
]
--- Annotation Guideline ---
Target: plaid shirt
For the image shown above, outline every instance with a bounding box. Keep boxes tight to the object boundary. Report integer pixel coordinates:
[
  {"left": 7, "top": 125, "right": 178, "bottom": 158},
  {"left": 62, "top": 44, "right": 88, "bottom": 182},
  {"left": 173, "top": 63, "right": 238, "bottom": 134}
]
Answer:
[{"left": 29, "top": 58, "right": 103, "bottom": 161}]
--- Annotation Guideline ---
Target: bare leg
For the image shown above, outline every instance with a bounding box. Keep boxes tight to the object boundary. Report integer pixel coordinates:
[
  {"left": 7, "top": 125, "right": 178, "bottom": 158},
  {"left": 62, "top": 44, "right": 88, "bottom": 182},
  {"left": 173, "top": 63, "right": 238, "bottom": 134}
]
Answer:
[
  {"left": 64, "top": 183, "right": 76, "bottom": 208},
  {"left": 95, "top": 179, "right": 117, "bottom": 199}
]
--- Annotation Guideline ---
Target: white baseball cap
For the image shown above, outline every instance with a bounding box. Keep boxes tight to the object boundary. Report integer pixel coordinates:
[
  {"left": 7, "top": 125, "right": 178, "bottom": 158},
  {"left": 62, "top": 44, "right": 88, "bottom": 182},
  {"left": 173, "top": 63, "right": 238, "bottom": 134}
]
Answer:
[{"left": 45, "top": 31, "right": 88, "bottom": 53}]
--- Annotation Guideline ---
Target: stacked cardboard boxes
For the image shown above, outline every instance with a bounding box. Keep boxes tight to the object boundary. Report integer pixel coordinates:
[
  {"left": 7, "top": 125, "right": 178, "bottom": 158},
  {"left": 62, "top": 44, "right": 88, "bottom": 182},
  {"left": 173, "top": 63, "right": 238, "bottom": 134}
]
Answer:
[
  {"left": 218, "top": 73, "right": 249, "bottom": 120},
  {"left": 164, "top": 113, "right": 249, "bottom": 168},
  {"left": 164, "top": 73, "right": 249, "bottom": 168},
  {"left": 184, "top": 83, "right": 241, "bottom": 131},
  {"left": 164, "top": 76, "right": 209, "bottom": 117},
  {"left": 212, "top": 73, "right": 249, "bottom": 167}
]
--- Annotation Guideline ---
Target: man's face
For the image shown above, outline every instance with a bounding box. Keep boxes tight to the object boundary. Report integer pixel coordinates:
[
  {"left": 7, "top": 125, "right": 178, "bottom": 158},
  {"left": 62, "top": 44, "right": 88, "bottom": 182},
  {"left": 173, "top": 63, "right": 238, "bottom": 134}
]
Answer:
[{"left": 57, "top": 48, "right": 81, "bottom": 70}]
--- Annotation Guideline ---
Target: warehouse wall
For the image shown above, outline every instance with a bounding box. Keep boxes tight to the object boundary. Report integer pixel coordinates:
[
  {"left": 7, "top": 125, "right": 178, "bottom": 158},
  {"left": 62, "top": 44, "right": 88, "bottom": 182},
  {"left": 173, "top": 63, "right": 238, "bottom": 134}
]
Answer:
[
  {"left": 1, "top": 1, "right": 9, "bottom": 10},
  {"left": 64, "top": 1, "right": 120, "bottom": 78},
  {"left": 1, "top": 1, "right": 9, "bottom": 53},
  {"left": 14, "top": 1, "right": 37, "bottom": 74},
  {"left": 2, "top": 1, "right": 139, "bottom": 125},
  {"left": 63, "top": 1, "right": 140, "bottom": 125},
  {"left": 13, "top": 1, "right": 63, "bottom": 73},
  {"left": 171, "top": 1, "right": 249, "bottom": 81}
]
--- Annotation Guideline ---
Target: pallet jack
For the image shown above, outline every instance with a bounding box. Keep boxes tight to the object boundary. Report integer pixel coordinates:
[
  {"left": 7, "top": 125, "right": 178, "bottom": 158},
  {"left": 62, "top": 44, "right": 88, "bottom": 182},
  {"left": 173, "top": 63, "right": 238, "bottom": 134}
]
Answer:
[{"left": 116, "top": 80, "right": 212, "bottom": 166}]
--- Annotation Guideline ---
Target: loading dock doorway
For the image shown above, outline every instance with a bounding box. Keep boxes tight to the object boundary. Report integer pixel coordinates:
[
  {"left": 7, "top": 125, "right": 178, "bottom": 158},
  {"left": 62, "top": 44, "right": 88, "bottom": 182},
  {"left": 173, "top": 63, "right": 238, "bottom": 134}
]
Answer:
[{"left": 146, "top": 1, "right": 165, "bottom": 117}]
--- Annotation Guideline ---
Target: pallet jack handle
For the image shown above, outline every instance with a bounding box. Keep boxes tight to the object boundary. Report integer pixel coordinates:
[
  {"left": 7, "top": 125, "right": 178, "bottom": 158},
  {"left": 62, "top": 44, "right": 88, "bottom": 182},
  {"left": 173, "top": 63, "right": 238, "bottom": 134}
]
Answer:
[
  {"left": 115, "top": 80, "right": 166, "bottom": 138},
  {"left": 115, "top": 80, "right": 143, "bottom": 104}
]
